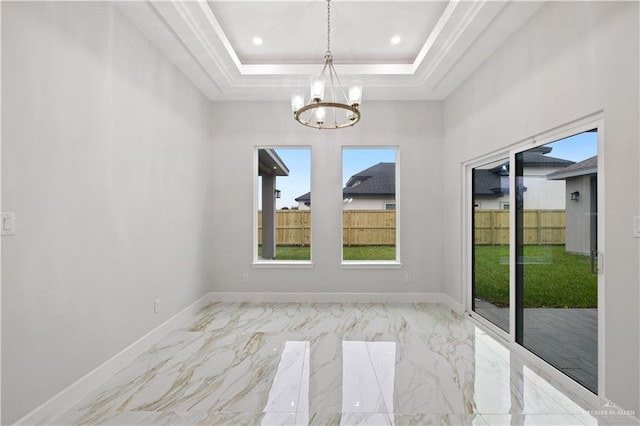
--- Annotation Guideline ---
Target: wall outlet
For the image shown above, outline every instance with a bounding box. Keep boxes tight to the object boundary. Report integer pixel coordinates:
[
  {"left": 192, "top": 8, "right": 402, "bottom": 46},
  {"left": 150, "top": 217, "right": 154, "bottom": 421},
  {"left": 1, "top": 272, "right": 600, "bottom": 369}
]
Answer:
[
  {"left": 154, "top": 298, "right": 160, "bottom": 313},
  {"left": 405, "top": 273, "right": 412, "bottom": 283},
  {"left": 242, "top": 273, "right": 249, "bottom": 282}
]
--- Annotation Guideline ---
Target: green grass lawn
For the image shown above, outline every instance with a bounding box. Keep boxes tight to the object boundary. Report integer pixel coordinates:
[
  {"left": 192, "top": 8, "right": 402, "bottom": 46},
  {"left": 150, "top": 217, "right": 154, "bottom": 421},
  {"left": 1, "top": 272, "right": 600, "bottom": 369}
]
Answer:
[
  {"left": 258, "top": 246, "right": 311, "bottom": 260},
  {"left": 475, "top": 245, "right": 597, "bottom": 308},
  {"left": 258, "top": 245, "right": 396, "bottom": 261},
  {"left": 343, "top": 246, "right": 396, "bottom": 260}
]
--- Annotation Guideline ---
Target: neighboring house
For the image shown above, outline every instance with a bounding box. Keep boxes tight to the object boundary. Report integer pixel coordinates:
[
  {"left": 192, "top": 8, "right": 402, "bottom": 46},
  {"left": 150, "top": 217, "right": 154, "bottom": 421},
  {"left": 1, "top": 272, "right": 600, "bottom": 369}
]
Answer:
[
  {"left": 474, "top": 147, "right": 575, "bottom": 210},
  {"left": 295, "top": 162, "right": 396, "bottom": 210},
  {"left": 547, "top": 156, "right": 598, "bottom": 255}
]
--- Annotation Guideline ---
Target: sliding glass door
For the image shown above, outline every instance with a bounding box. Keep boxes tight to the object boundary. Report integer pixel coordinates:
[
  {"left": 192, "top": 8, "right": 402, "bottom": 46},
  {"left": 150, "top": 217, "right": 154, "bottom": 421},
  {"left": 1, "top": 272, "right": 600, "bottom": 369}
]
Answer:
[
  {"left": 470, "top": 128, "right": 600, "bottom": 394},
  {"left": 515, "top": 131, "right": 598, "bottom": 393}
]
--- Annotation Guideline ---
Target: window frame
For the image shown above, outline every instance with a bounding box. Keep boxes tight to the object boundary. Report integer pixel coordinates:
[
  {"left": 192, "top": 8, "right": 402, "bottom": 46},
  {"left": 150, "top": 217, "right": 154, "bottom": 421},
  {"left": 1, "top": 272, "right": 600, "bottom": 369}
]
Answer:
[
  {"left": 461, "top": 113, "right": 605, "bottom": 403},
  {"left": 252, "top": 146, "right": 314, "bottom": 268}
]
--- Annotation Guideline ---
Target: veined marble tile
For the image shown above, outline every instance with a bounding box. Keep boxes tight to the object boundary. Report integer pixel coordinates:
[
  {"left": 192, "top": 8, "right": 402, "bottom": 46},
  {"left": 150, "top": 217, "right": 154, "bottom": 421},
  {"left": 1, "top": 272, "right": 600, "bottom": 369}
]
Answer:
[
  {"left": 392, "top": 413, "right": 489, "bottom": 425},
  {"left": 187, "top": 302, "right": 305, "bottom": 333},
  {"left": 576, "top": 412, "right": 640, "bottom": 425},
  {"left": 341, "top": 341, "right": 390, "bottom": 414},
  {"left": 339, "top": 412, "right": 394, "bottom": 425},
  {"left": 260, "top": 411, "right": 297, "bottom": 426},
  {"left": 397, "top": 303, "right": 474, "bottom": 335},
  {"left": 306, "top": 412, "right": 489, "bottom": 425},
  {"left": 51, "top": 302, "right": 613, "bottom": 426},
  {"left": 481, "top": 414, "right": 596, "bottom": 425},
  {"left": 71, "top": 331, "right": 312, "bottom": 419},
  {"left": 264, "top": 340, "right": 309, "bottom": 413},
  {"left": 51, "top": 410, "right": 195, "bottom": 425}
]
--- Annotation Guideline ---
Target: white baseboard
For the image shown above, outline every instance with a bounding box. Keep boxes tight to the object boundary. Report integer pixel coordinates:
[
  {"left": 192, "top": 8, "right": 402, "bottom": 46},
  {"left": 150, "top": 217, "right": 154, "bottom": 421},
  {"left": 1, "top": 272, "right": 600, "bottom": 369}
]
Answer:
[
  {"left": 208, "top": 291, "right": 461, "bottom": 307},
  {"left": 439, "top": 293, "right": 464, "bottom": 314},
  {"left": 15, "top": 293, "right": 214, "bottom": 426}
]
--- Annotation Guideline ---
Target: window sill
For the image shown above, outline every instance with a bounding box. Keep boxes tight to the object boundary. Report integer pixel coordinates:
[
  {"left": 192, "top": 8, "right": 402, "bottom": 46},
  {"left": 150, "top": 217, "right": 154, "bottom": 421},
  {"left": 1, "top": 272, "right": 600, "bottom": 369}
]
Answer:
[
  {"left": 252, "top": 261, "right": 314, "bottom": 269},
  {"left": 340, "top": 261, "right": 403, "bottom": 269}
]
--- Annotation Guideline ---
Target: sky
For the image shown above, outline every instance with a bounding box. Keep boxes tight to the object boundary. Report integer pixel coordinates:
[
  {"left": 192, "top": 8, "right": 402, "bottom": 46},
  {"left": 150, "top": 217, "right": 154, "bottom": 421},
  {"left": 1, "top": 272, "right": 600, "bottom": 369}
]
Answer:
[
  {"left": 545, "top": 131, "right": 597, "bottom": 162},
  {"left": 260, "top": 132, "right": 595, "bottom": 209},
  {"left": 259, "top": 148, "right": 396, "bottom": 209}
]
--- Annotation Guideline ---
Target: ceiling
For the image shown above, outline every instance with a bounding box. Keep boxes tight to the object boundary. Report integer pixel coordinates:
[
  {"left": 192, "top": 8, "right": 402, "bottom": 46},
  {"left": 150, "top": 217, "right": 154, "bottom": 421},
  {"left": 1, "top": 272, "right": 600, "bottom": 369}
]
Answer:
[{"left": 117, "top": 0, "right": 545, "bottom": 102}]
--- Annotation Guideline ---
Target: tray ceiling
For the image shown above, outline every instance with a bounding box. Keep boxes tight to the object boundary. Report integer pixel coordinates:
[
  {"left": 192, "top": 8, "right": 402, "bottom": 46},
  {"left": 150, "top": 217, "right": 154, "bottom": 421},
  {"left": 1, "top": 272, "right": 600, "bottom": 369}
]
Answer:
[{"left": 117, "top": 0, "right": 545, "bottom": 101}]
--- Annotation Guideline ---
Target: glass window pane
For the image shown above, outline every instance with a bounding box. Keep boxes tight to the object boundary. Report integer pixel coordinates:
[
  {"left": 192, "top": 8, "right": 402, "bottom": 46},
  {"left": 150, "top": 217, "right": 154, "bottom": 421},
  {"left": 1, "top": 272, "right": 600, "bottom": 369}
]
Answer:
[
  {"left": 473, "top": 158, "right": 510, "bottom": 333},
  {"left": 257, "top": 148, "right": 311, "bottom": 261},
  {"left": 342, "top": 148, "right": 397, "bottom": 261},
  {"left": 515, "top": 131, "right": 598, "bottom": 393}
]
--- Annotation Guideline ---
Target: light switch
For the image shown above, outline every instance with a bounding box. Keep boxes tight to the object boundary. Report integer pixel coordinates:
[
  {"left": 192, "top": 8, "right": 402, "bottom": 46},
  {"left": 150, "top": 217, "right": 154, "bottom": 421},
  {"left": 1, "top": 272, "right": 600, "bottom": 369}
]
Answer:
[
  {"left": 634, "top": 216, "right": 640, "bottom": 238},
  {"left": 1, "top": 212, "right": 15, "bottom": 236}
]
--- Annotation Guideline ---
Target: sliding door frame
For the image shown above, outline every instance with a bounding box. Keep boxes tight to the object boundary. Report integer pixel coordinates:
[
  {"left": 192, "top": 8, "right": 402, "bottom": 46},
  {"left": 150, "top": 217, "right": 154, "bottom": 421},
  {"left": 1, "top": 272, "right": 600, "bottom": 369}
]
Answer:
[
  {"left": 463, "top": 112, "right": 605, "bottom": 402},
  {"left": 464, "top": 150, "right": 513, "bottom": 339}
]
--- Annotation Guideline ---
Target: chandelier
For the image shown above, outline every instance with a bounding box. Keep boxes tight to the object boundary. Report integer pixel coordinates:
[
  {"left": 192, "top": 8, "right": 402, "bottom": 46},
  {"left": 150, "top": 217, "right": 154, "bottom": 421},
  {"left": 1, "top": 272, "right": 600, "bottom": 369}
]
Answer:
[{"left": 291, "top": 0, "right": 363, "bottom": 129}]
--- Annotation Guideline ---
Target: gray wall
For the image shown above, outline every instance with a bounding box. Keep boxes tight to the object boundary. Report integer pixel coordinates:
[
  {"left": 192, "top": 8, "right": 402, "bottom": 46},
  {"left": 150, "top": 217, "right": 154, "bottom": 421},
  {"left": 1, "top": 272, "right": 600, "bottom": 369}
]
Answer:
[
  {"left": 210, "top": 101, "right": 443, "bottom": 295},
  {"left": 443, "top": 1, "right": 639, "bottom": 414},
  {"left": 1, "top": 2, "right": 213, "bottom": 423}
]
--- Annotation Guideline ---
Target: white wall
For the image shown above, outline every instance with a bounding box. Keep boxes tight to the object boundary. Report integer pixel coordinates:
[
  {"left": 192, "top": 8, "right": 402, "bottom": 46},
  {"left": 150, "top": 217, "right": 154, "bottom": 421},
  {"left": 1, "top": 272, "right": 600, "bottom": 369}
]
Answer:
[
  {"left": 521, "top": 176, "right": 566, "bottom": 210},
  {"left": 443, "top": 1, "right": 639, "bottom": 414},
  {"left": 1, "top": 2, "right": 213, "bottom": 423},
  {"left": 210, "top": 101, "right": 442, "bottom": 295}
]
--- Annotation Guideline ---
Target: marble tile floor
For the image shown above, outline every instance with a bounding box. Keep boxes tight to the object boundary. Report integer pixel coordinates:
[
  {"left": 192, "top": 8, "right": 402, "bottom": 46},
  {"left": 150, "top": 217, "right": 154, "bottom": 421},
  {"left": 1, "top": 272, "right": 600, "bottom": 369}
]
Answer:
[{"left": 51, "top": 302, "right": 639, "bottom": 426}]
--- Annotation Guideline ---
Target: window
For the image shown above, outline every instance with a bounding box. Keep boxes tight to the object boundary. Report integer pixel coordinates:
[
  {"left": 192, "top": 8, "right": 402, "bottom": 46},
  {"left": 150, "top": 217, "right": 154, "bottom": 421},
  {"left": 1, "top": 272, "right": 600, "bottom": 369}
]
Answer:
[
  {"left": 342, "top": 148, "right": 398, "bottom": 262},
  {"left": 256, "top": 148, "right": 311, "bottom": 262}
]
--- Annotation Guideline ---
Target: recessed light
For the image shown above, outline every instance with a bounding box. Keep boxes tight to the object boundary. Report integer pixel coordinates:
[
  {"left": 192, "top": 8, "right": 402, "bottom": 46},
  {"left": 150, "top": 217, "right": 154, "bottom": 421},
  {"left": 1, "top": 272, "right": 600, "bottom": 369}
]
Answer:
[
  {"left": 252, "top": 37, "right": 263, "bottom": 46},
  {"left": 390, "top": 36, "right": 401, "bottom": 45}
]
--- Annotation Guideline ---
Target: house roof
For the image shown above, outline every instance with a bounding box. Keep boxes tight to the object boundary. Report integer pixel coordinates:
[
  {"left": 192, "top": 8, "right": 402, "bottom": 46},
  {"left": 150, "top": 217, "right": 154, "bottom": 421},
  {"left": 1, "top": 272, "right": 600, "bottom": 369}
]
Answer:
[
  {"left": 474, "top": 169, "right": 504, "bottom": 197},
  {"left": 547, "top": 155, "right": 597, "bottom": 180},
  {"left": 258, "top": 149, "right": 289, "bottom": 177},
  {"left": 295, "top": 191, "right": 310, "bottom": 203},
  {"left": 295, "top": 162, "right": 396, "bottom": 204},
  {"left": 343, "top": 162, "right": 395, "bottom": 196},
  {"left": 516, "top": 147, "right": 575, "bottom": 167},
  {"left": 474, "top": 147, "right": 575, "bottom": 197}
]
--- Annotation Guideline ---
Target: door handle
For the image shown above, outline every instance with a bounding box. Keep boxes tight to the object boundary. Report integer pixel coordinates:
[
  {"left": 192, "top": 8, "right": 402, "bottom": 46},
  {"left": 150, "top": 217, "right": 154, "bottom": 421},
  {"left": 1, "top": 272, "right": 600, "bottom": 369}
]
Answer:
[{"left": 590, "top": 250, "right": 603, "bottom": 275}]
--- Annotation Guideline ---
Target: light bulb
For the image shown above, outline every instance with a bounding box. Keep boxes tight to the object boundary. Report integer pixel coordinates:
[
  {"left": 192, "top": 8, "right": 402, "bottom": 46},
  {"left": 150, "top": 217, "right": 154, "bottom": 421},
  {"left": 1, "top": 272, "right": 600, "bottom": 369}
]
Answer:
[
  {"left": 310, "top": 75, "right": 325, "bottom": 102},
  {"left": 348, "top": 81, "right": 363, "bottom": 106},
  {"left": 291, "top": 91, "right": 304, "bottom": 113},
  {"left": 315, "top": 107, "right": 326, "bottom": 125}
]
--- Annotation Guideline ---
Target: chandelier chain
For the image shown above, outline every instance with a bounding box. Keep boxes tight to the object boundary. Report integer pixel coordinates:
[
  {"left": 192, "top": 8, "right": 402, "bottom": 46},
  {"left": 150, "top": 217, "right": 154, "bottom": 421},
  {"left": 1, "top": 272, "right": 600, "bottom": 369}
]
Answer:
[
  {"left": 326, "top": 0, "right": 331, "bottom": 54},
  {"left": 291, "top": 0, "right": 362, "bottom": 129}
]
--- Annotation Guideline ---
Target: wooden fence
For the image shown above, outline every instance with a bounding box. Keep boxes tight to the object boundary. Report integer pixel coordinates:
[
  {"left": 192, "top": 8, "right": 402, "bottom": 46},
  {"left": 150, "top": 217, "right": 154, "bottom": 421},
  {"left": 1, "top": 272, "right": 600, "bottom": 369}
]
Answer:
[
  {"left": 258, "top": 210, "right": 396, "bottom": 246},
  {"left": 258, "top": 209, "right": 566, "bottom": 246},
  {"left": 343, "top": 210, "right": 396, "bottom": 246},
  {"left": 474, "top": 209, "right": 565, "bottom": 245},
  {"left": 257, "top": 210, "right": 311, "bottom": 246}
]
